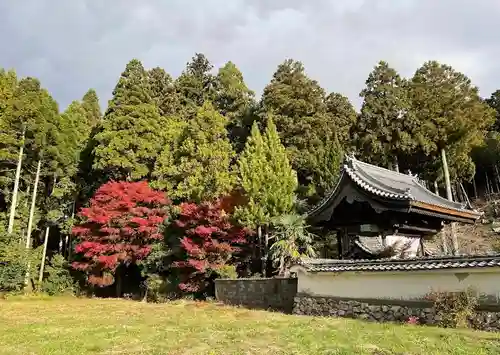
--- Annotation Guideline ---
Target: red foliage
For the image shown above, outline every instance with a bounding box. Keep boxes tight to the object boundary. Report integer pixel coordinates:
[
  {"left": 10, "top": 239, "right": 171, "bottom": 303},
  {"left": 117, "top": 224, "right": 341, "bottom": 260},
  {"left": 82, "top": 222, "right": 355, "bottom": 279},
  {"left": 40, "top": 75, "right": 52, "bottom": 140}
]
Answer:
[
  {"left": 171, "top": 199, "right": 246, "bottom": 293},
  {"left": 72, "top": 181, "right": 170, "bottom": 286}
]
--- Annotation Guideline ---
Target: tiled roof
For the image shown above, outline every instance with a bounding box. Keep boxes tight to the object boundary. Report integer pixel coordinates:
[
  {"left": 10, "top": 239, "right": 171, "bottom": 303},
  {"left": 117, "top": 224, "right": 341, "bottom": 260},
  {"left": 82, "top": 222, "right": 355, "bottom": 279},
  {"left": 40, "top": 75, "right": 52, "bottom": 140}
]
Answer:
[
  {"left": 356, "top": 236, "right": 384, "bottom": 254},
  {"left": 307, "top": 154, "right": 481, "bottom": 219},
  {"left": 294, "top": 254, "right": 500, "bottom": 273}
]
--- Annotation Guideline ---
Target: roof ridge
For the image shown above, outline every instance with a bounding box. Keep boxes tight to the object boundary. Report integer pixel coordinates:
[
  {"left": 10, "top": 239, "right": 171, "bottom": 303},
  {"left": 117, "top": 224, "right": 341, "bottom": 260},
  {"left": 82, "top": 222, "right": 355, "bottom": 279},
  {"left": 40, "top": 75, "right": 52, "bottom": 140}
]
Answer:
[
  {"left": 300, "top": 253, "right": 500, "bottom": 265},
  {"left": 296, "top": 254, "right": 500, "bottom": 272}
]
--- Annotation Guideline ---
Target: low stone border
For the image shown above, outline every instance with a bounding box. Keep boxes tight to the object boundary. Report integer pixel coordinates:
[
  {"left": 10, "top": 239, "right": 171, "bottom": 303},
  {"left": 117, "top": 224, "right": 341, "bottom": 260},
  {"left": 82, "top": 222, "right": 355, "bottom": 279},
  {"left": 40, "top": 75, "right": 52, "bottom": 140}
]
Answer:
[
  {"left": 293, "top": 294, "right": 500, "bottom": 331},
  {"left": 215, "top": 278, "right": 297, "bottom": 313}
]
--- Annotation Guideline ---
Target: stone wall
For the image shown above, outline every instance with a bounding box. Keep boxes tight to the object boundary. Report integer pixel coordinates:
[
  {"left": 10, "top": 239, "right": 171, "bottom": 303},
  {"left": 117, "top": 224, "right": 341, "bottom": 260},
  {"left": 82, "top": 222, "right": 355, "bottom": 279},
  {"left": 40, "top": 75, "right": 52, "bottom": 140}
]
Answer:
[
  {"left": 293, "top": 294, "right": 500, "bottom": 331},
  {"left": 215, "top": 278, "right": 297, "bottom": 313}
]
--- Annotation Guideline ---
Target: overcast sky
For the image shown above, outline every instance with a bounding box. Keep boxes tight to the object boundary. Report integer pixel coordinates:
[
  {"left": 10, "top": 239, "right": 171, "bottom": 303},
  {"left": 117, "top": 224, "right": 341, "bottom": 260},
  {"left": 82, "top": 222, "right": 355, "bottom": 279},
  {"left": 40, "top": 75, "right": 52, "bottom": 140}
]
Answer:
[{"left": 0, "top": 0, "right": 498, "bottom": 110}]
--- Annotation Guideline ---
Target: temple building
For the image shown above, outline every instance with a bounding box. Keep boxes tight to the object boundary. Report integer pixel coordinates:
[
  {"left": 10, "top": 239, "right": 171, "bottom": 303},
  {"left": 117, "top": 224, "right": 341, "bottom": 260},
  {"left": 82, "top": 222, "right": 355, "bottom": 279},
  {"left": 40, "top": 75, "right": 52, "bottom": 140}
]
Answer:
[{"left": 307, "top": 154, "right": 482, "bottom": 259}]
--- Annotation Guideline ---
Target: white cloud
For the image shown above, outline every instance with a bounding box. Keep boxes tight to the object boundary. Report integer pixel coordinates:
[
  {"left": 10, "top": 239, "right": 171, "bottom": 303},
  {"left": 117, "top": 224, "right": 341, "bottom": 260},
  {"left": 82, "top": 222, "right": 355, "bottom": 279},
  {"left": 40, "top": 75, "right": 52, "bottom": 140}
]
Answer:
[{"left": 0, "top": 0, "right": 498, "bottom": 110}]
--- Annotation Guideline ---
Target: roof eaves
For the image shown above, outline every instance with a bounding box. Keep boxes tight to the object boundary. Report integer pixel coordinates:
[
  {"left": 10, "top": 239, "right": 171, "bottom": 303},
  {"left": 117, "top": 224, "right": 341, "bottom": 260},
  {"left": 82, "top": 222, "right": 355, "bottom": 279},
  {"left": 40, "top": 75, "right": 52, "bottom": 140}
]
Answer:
[{"left": 296, "top": 254, "right": 500, "bottom": 273}]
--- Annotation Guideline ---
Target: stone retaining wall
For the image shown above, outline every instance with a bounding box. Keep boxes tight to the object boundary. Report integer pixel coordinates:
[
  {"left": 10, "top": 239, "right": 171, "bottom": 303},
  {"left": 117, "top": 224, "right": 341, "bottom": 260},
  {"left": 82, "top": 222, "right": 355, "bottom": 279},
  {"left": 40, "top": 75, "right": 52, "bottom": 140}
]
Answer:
[
  {"left": 293, "top": 294, "right": 500, "bottom": 331},
  {"left": 215, "top": 278, "right": 297, "bottom": 313}
]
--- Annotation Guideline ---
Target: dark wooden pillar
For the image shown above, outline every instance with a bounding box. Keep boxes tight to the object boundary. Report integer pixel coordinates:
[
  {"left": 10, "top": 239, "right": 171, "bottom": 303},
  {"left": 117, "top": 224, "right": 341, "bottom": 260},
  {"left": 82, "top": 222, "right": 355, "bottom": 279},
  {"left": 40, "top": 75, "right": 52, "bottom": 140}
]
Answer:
[{"left": 337, "top": 229, "right": 343, "bottom": 259}]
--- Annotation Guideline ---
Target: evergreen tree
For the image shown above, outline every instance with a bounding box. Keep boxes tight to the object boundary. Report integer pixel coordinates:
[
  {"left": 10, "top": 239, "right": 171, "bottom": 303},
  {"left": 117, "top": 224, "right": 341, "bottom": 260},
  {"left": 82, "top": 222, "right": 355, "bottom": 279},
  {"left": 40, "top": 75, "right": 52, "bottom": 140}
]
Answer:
[
  {"left": 93, "top": 59, "right": 167, "bottom": 180},
  {"left": 235, "top": 118, "right": 297, "bottom": 229},
  {"left": 81, "top": 89, "right": 101, "bottom": 127},
  {"left": 259, "top": 59, "right": 339, "bottom": 201},
  {"left": 148, "top": 67, "right": 180, "bottom": 116},
  {"left": 486, "top": 90, "right": 500, "bottom": 131},
  {"left": 214, "top": 61, "right": 255, "bottom": 150},
  {"left": 175, "top": 53, "right": 215, "bottom": 112},
  {"left": 325, "top": 92, "right": 357, "bottom": 149},
  {"left": 235, "top": 117, "right": 297, "bottom": 275},
  {"left": 153, "top": 101, "right": 235, "bottom": 202},
  {"left": 409, "top": 61, "right": 495, "bottom": 198},
  {"left": 0, "top": 69, "right": 19, "bottom": 198},
  {"left": 354, "top": 61, "right": 417, "bottom": 170}
]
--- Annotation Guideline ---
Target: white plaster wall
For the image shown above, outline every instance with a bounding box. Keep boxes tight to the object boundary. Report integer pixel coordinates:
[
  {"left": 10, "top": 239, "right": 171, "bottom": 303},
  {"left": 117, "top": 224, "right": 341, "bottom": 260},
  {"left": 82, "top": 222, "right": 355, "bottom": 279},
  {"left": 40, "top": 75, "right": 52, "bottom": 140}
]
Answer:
[{"left": 295, "top": 268, "right": 500, "bottom": 301}]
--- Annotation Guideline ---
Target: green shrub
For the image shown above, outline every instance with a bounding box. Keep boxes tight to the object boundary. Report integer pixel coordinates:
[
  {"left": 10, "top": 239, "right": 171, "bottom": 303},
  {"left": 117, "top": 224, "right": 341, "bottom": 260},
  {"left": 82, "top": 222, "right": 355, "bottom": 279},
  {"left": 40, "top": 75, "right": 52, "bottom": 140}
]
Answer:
[
  {"left": 215, "top": 265, "right": 238, "bottom": 279},
  {"left": 0, "top": 240, "right": 42, "bottom": 293},
  {"left": 427, "top": 288, "right": 478, "bottom": 328},
  {"left": 41, "top": 254, "right": 75, "bottom": 296},
  {"left": 143, "top": 274, "right": 181, "bottom": 303}
]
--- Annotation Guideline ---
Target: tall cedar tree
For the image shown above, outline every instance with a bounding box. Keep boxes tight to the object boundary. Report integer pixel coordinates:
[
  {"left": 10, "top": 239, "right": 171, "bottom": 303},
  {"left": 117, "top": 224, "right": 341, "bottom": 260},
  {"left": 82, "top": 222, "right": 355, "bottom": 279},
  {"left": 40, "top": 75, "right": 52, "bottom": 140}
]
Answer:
[
  {"left": 81, "top": 89, "right": 102, "bottom": 127},
  {"left": 38, "top": 100, "right": 92, "bottom": 283},
  {"left": 152, "top": 101, "right": 235, "bottom": 203},
  {"left": 175, "top": 53, "right": 216, "bottom": 113},
  {"left": 72, "top": 181, "right": 170, "bottom": 293},
  {"left": 325, "top": 92, "right": 357, "bottom": 149},
  {"left": 148, "top": 67, "right": 181, "bottom": 116},
  {"left": 259, "top": 59, "right": 340, "bottom": 201},
  {"left": 0, "top": 69, "right": 19, "bottom": 198},
  {"left": 409, "top": 61, "right": 495, "bottom": 185},
  {"left": 214, "top": 61, "right": 255, "bottom": 151},
  {"left": 235, "top": 118, "right": 298, "bottom": 229},
  {"left": 93, "top": 59, "right": 167, "bottom": 181},
  {"left": 355, "top": 61, "right": 416, "bottom": 170},
  {"left": 170, "top": 199, "right": 246, "bottom": 294},
  {"left": 486, "top": 90, "right": 500, "bottom": 131},
  {"left": 76, "top": 90, "right": 104, "bottom": 208}
]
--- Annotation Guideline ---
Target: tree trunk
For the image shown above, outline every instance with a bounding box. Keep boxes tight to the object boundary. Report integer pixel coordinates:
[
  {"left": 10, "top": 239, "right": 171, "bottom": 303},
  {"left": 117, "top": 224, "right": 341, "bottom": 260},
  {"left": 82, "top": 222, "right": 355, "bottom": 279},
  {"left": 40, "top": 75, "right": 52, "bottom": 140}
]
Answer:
[
  {"left": 38, "top": 226, "right": 50, "bottom": 286},
  {"left": 19, "top": 185, "right": 31, "bottom": 245},
  {"left": 116, "top": 270, "right": 122, "bottom": 298},
  {"left": 66, "top": 200, "right": 76, "bottom": 259},
  {"left": 264, "top": 228, "right": 269, "bottom": 277},
  {"left": 394, "top": 156, "right": 399, "bottom": 173},
  {"left": 38, "top": 175, "right": 56, "bottom": 286},
  {"left": 7, "top": 129, "right": 25, "bottom": 234},
  {"left": 441, "top": 148, "right": 457, "bottom": 255},
  {"left": 441, "top": 148, "right": 453, "bottom": 201},
  {"left": 434, "top": 180, "right": 439, "bottom": 196},
  {"left": 472, "top": 176, "right": 478, "bottom": 200},
  {"left": 495, "top": 165, "right": 500, "bottom": 194},
  {"left": 452, "top": 183, "right": 458, "bottom": 202},
  {"left": 486, "top": 173, "right": 492, "bottom": 199},
  {"left": 24, "top": 159, "right": 42, "bottom": 291}
]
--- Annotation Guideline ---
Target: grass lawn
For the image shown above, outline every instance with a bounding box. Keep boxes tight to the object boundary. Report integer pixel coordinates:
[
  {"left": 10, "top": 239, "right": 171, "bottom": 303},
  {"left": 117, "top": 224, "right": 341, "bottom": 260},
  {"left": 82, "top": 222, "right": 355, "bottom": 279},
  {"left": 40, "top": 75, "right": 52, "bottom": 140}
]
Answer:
[{"left": 1, "top": 296, "right": 500, "bottom": 355}]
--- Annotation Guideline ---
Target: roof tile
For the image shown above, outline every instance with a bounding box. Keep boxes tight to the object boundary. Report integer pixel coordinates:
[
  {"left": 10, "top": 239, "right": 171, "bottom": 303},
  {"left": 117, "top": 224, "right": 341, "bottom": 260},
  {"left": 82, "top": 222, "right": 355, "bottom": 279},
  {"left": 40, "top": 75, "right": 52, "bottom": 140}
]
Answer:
[{"left": 296, "top": 254, "right": 500, "bottom": 273}]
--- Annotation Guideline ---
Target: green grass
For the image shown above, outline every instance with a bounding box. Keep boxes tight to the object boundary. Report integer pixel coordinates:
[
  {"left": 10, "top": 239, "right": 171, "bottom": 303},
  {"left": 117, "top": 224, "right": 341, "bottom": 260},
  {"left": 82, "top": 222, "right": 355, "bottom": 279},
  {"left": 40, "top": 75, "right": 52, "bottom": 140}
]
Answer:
[{"left": 0, "top": 296, "right": 499, "bottom": 354}]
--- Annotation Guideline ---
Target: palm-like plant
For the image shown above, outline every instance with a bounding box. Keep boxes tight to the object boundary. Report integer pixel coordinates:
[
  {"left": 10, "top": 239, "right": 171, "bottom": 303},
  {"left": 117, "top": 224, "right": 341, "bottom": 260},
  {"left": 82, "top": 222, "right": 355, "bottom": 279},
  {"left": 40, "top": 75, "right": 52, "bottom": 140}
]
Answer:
[{"left": 269, "top": 214, "right": 317, "bottom": 276}]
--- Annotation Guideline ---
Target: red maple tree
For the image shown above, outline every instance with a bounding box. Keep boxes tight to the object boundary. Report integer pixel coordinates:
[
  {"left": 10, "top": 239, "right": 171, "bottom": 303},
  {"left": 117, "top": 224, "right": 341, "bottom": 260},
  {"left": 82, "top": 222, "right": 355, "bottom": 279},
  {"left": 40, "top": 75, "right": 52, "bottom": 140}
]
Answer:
[
  {"left": 171, "top": 199, "right": 246, "bottom": 293},
  {"left": 72, "top": 181, "right": 170, "bottom": 286}
]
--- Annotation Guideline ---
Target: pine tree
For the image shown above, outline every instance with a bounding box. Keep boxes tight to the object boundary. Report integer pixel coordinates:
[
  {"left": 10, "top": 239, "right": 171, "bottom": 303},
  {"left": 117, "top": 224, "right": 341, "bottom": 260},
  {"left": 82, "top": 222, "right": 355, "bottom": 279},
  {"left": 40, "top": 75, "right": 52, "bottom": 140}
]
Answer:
[
  {"left": 153, "top": 102, "right": 235, "bottom": 202},
  {"left": 235, "top": 118, "right": 297, "bottom": 229},
  {"left": 235, "top": 117, "right": 297, "bottom": 275},
  {"left": 76, "top": 90, "right": 104, "bottom": 206},
  {"left": 0, "top": 69, "right": 19, "bottom": 205},
  {"left": 214, "top": 61, "right": 255, "bottom": 150},
  {"left": 93, "top": 59, "right": 167, "bottom": 180},
  {"left": 325, "top": 92, "right": 357, "bottom": 149},
  {"left": 354, "top": 61, "right": 417, "bottom": 170},
  {"left": 409, "top": 61, "right": 495, "bottom": 199},
  {"left": 148, "top": 67, "right": 180, "bottom": 116},
  {"left": 175, "top": 53, "right": 215, "bottom": 112},
  {"left": 486, "top": 90, "right": 500, "bottom": 131},
  {"left": 81, "top": 89, "right": 101, "bottom": 127},
  {"left": 259, "top": 59, "right": 339, "bottom": 201}
]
